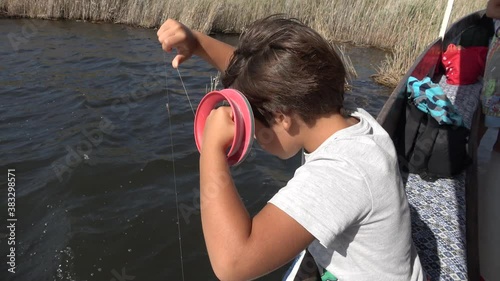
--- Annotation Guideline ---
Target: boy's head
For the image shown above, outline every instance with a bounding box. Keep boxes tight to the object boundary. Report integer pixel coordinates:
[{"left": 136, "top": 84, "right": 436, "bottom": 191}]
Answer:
[{"left": 222, "top": 15, "right": 346, "bottom": 128}]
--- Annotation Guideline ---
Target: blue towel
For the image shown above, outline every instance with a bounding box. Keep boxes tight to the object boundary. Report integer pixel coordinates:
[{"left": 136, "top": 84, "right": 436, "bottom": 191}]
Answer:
[{"left": 407, "top": 76, "right": 464, "bottom": 126}]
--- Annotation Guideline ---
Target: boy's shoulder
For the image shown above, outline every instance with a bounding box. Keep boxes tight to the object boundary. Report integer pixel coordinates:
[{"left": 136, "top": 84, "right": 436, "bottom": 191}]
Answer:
[
  {"left": 305, "top": 108, "right": 393, "bottom": 162},
  {"left": 302, "top": 108, "right": 399, "bottom": 189}
]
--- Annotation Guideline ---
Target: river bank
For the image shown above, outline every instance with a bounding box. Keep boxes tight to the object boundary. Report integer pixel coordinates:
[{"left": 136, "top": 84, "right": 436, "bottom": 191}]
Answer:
[{"left": 0, "top": 0, "right": 487, "bottom": 87}]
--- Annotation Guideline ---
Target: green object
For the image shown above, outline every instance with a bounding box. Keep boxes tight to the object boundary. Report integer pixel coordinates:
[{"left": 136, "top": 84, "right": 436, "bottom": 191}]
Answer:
[
  {"left": 484, "top": 78, "right": 496, "bottom": 97},
  {"left": 321, "top": 269, "right": 338, "bottom": 281}
]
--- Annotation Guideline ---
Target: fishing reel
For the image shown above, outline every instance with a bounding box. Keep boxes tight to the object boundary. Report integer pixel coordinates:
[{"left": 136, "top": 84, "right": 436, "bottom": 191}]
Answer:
[{"left": 194, "top": 89, "right": 255, "bottom": 166}]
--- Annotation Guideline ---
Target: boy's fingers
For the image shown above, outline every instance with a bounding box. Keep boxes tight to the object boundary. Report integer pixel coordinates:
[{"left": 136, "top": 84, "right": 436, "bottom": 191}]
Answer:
[
  {"left": 172, "top": 55, "right": 185, "bottom": 68},
  {"left": 157, "top": 19, "right": 194, "bottom": 68},
  {"left": 158, "top": 29, "right": 175, "bottom": 45},
  {"left": 156, "top": 25, "right": 164, "bottom": 37},
  {"left": 161, "top": 41, "right": 173, "bottom": 53},
  {"left": 157, "top": 18, "right": 176, "bottom": 35},
  {"left": 160, "top": 31, "right": 186, "bottom": 52},
  {"left": 172, "top": 58, "right": 178, "bottom": 69}
]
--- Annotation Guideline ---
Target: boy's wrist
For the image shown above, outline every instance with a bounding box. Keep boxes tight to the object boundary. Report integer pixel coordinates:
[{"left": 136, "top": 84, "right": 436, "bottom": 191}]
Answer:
[
  {"left": 191, "top": 30, "right": 204, "bottom": 57},
  {"left": 200, "top": 145, "right": 229, "bottom": 169},
  {"left": 201, "top": 143, "right": 227, "bottom": 158}
]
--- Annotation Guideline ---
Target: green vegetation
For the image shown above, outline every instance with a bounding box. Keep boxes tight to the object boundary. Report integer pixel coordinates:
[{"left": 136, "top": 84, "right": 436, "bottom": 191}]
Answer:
[{"left": 0, "top": 0, "right": 487, "bottom": 87}]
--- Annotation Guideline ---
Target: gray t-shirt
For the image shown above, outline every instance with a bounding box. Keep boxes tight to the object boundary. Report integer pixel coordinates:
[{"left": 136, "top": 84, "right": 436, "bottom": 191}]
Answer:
[{"left": 269, "top": 109, "right": 425, "bottom": 280}]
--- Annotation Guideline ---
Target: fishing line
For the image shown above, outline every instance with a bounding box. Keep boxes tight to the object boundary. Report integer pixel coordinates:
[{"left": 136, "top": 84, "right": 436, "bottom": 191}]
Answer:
[
  {"left": 176, "top": 67, "right": 196, "bottom": 116},
  {"left": 162, "top": 53, "right": 185, "bottom": 281}
]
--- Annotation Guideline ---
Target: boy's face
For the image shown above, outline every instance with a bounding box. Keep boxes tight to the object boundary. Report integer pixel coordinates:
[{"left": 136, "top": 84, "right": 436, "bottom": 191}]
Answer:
[
  {"left": 487, "top": 0, "right": 500, "bottom": 19},
  {"left": 254, "top": 116, "right": 302, "bottom": 159}
]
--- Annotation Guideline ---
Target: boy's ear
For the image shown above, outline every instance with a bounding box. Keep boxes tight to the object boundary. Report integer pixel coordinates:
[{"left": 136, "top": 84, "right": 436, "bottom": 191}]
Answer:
[{"left": 275, "top": 113, "right": 292, "bottom": 131}]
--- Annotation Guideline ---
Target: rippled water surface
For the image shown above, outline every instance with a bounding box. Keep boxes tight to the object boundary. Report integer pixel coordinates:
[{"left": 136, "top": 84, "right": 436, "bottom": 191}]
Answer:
[{"left": 0, "top": 19, "right": 391, "bottom": 281}]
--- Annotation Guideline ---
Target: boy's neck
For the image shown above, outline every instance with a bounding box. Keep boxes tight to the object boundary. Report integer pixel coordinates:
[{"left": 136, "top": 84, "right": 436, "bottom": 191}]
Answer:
[{"left": 302, "top": 113, "right": 359, "bottom": 153}]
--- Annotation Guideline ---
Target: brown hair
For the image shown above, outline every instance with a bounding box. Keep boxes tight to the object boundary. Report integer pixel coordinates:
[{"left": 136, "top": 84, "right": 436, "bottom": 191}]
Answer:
[{"left": 222, "top": 15, "right": 346, "bottom": 127}]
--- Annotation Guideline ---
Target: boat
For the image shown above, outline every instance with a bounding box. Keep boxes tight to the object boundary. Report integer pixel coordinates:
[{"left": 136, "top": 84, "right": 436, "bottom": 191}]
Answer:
[
  {"left": 376, "top": 10, "right": 494, "bottom": 281},
  {"left": 283, "top": 9, "right": 495, "bottom": 281}
]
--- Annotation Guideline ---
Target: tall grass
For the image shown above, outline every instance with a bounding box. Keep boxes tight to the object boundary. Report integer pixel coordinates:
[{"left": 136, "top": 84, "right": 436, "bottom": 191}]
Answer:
[{"left": 0, "top": 0, "right": 487, "bottom": 87}]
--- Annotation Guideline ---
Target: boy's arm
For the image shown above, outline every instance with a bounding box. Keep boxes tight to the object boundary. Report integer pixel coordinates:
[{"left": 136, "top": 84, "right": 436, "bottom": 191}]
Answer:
[
  {"left": 200, "top": 107, "right": 314, "bottom": 281},
  {"left": 191, "top": 30, "right": 235, "bottom": 72},
  {"left": 157, "top": 19, "right": 235, "bottom": 71}
]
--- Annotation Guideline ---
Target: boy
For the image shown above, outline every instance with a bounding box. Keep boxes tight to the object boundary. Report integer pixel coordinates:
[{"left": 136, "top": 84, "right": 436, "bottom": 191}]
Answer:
[{"left": 158, "top": 15, "right": 424, "bottom": 280}]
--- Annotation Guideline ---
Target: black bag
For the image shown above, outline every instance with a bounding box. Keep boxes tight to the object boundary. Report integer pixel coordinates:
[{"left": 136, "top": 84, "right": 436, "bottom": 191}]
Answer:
[{"left": 402, "top": 102, "right": 471, "bottom": 179}]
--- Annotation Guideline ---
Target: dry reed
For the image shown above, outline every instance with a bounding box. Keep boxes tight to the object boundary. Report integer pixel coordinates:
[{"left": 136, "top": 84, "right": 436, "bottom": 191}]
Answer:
[{"left": 0, "top": 0, "right": 487, "bottom": 87}]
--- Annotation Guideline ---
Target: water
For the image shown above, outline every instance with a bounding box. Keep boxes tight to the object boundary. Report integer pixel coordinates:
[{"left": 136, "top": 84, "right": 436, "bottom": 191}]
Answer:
[{"left": 0, "top": 18, "right": 391, "bottom": 281}]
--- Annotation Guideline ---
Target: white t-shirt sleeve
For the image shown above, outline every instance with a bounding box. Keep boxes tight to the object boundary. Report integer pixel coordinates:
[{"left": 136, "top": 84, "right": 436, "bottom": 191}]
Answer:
[{"left": 269, "top": 157, "right": 373, "bottom": 248}]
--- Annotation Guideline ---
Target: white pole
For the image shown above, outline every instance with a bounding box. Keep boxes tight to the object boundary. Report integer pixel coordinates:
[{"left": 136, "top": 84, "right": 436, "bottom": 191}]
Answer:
[{"left": 439, "top": 0, "right": 455, "bottom": 38}]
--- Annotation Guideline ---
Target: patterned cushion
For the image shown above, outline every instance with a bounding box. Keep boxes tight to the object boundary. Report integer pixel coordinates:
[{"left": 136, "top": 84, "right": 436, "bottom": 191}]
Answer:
[
  {"left": 438, "top": 76, "right": 483, "bottom": 129},
  {"left": 406, "top": 173, "right": 467, "bottom": 280}
]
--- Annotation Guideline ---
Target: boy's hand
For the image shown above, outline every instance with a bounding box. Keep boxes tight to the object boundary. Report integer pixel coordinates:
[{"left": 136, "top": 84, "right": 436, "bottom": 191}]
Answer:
[
  {"left": 157, "top": 19, "right": 198, "bottom": 68},
  {"left": 202, "top": 107, "right": 235, "bottom": 154}
]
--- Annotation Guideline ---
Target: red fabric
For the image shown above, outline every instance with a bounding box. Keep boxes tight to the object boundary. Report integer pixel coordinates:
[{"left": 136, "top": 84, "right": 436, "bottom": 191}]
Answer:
[{"left": 442, "top": 44, "right": 488, "bottom": 85}]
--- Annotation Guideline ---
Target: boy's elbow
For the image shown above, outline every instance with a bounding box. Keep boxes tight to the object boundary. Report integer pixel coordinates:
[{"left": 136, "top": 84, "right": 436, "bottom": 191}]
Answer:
[
  {"left": 211, "top": 255, "right": 249, "bottom": 281},
  {"left": 213, "top": 267, "right": 235, "bottom": 281}
]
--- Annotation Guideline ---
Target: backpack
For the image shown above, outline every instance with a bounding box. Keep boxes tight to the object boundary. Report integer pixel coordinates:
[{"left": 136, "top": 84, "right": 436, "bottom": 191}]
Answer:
[{"left": 402, "top": 77, "right": 471, "bottom": 179}]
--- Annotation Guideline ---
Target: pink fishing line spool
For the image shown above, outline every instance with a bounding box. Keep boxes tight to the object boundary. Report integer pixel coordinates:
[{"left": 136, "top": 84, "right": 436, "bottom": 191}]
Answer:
[{"left": 194, "top": 89, "right": 254, "bottom": 166}]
